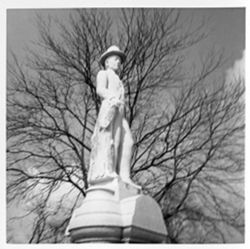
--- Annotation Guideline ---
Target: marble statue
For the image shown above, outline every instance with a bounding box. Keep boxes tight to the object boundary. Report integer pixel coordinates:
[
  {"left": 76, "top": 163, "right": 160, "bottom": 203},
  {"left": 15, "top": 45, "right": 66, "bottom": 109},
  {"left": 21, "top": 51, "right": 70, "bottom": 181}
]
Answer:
[
  {"left": 67, "top": 46, "right": 168, "bottom": 243},
  {"left": 88, "top": 46, "right": 134, "bottom": 185}
]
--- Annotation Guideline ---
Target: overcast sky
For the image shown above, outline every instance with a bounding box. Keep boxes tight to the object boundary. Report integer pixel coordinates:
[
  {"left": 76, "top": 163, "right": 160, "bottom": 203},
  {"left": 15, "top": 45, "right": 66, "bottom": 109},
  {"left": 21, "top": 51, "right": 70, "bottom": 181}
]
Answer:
[{"left": 7, "top": 8, "right": 245, "bottom": 71}]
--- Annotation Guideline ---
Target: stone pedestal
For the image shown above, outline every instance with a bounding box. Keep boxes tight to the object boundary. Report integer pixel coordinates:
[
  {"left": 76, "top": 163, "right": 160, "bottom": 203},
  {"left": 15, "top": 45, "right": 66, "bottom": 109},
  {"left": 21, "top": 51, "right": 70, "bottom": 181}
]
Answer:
[{"left": 67, "top": 177, "right": 168, "bottom": 243}]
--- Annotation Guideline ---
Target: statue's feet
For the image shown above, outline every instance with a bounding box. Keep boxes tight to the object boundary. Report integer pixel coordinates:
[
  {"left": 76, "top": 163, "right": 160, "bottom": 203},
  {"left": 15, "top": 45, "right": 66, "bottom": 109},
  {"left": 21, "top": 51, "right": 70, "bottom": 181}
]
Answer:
[
  {"left": 88, "top": 172, "right": 119, "bottom": 186},
  {"left": 121, "top": 177, "right": 142, "bottom": 191}
]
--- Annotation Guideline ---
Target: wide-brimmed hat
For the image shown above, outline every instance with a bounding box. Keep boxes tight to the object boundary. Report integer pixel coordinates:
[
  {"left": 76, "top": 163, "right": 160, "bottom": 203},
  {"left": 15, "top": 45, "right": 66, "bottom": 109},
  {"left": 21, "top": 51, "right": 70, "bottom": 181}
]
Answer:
[{"left": 99, "top": 45, "right": 126, "bottom": 67}]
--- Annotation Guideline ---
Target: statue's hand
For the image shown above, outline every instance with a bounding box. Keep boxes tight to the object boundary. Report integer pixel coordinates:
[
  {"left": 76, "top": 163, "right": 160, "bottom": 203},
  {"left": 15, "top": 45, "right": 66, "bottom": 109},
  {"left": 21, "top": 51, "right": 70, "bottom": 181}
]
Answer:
[
  {"left": 98, "top": 97, "right": 122, "bottom": 129},
  {"left": 108, "top": 96, "right": 124, "bottom": 107}
]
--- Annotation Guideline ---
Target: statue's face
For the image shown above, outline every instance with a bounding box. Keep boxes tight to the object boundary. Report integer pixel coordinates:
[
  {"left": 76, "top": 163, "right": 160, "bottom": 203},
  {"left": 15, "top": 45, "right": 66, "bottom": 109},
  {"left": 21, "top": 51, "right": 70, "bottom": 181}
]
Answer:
[{"left": 105, "top": 55, "right": 121, "bottom": 71}]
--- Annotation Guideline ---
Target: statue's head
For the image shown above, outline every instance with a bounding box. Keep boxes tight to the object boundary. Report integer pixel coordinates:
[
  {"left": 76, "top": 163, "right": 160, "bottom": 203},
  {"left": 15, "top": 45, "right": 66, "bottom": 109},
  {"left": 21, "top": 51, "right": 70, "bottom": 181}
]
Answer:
[{"left": 100, "top": 45, "right": 126, "bottom": 71}]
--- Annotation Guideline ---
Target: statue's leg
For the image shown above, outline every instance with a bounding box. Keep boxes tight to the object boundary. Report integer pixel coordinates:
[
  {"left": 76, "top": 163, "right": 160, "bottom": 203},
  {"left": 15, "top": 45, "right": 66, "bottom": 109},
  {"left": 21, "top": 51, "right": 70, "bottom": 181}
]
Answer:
[
  {"left": 118, "top": 118, "right": 134, "bottom": 181},
  {"left": 112, "top": 110, "right": 123, "bottom": 173}
]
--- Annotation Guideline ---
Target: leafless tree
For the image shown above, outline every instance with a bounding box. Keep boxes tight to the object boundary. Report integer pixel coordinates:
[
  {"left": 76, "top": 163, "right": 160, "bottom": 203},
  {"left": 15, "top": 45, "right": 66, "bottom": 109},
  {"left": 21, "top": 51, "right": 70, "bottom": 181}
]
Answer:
[{"left": 7, "top": 9, "right": 244, "bottom": 243}]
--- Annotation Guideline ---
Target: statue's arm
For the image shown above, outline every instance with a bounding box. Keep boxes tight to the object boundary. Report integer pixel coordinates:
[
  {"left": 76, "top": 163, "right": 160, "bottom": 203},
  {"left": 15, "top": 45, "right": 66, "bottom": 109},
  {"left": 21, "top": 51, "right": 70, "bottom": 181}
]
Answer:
[{"left": 96, "top": 70, "right": 112, "bottom": 100}]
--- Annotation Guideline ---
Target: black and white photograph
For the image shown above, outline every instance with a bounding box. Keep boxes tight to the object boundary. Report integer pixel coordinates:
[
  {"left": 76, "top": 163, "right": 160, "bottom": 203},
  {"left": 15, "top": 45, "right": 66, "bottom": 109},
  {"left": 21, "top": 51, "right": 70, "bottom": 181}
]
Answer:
[{"left": 3, "top": 0, "right": 246, "bottom": 245}]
